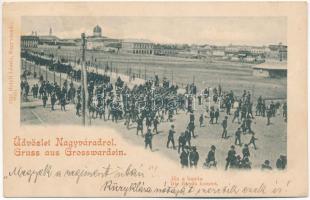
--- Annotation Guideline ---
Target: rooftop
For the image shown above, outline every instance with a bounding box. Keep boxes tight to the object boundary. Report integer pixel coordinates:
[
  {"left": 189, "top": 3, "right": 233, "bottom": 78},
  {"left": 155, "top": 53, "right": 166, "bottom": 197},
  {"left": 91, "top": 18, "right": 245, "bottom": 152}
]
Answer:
[
  {"left": 21, "top": 35, "right": 39, "bottom": 39},
  {"left": 122, "top": 38, "right": 153, "bottom": 44},
  {"left": 38, "top": 35, "right": 59, "bottom": 40}
]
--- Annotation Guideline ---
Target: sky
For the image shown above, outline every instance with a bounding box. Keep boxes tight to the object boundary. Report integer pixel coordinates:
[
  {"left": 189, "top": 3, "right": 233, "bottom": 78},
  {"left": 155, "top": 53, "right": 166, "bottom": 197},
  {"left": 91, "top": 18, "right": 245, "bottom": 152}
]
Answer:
[{"left": 22, "top": 16, "right": 286, "bottom": 46}]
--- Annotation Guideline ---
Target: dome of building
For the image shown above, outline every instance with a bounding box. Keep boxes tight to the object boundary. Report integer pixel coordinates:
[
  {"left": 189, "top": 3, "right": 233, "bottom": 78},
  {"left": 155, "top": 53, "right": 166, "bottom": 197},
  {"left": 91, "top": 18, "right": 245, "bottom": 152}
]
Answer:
[{"left": 93, "top": 25, "right": 102, "bottom": 37}]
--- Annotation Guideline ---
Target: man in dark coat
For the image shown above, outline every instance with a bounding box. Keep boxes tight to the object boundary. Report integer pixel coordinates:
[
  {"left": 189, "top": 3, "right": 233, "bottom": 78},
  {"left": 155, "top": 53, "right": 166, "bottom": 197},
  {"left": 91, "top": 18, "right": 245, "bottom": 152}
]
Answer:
[
  {"left": 205, "top": 145, "right": 217, "bottom": 168},
  {"left": 221, "top": 116, "right": 228, "bottom": 138},
  {"left": 232, "top": 108, "right": 240, "bottom": 123},
  {"left": 76, "top": 99, "right": 81, "bottom": 116},
  {"left": 225, "top": 145, "right": 236, "bottom": 170},
  {"left": 242, "top": 144, "right": 250, "bottom": 159},
  {"left": 180, "top": 147, "right": 189, "bottom": 168},
  {"left": 190, "top": 111, "right": 195, "bottom": 123},
  {"left": 267, "top": 108, "right": 272, "bottom": 125},
  {"left": 209, "top": 107, "right": 215, "bottom": 124},
  {"left": 235, "top": 127, "right": 242, "bottom": 146},
  {"left": 60, "top": 95, "right": 66, "bottom": 111},
  {"left": 215, "top": 108, "right": 220, "bottom": 124},
  {"left": 184, "top": 128, "right": 192, "bottom": 147},
  {"left": 188, "top": 121, "right": 196, "bottom": 138},
  {"left": 178, "top": 132, "right": 186, "bottom": 154},
  {"left": 42, "top": 92, "right": 48, "bottom": 108},
  {"left": 246, "top": 117, "right": 253, "bottom": 133},
  {"left": 261, "top": 160, "right": 272, "bottom": 170},
  {"left": 167, "top": 125, "right": 176, "bottom": 149},
  {"left": 189, "top": 146, "right": 199, "bottom": 168},
  {"left": 144, "top": 128, "right": 153, "bottom": 151},
  {"left": 248, "top": 133, "right": 258, "bottom": 150},
  {"left": 136, "top": 116, "right": 144, "bottom": 136},
  {"left": 199, "top": 114, "right": 204, "bottom": 127},
  {"left": 276, "top": 155, "right": 287, "bottom": 170},
  {"left": 153, "top": 116, "right": 159, "bottom": 134},
  {"left": 51, "top": 92, "right": 57, "bottom": 111}
]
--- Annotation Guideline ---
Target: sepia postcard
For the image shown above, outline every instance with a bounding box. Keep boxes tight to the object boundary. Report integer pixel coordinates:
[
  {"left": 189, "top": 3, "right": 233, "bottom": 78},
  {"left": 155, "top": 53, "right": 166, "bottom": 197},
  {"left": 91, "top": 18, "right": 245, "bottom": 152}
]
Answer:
[{"left": 2, "top": 1, "right": 308, "bottom": 197}]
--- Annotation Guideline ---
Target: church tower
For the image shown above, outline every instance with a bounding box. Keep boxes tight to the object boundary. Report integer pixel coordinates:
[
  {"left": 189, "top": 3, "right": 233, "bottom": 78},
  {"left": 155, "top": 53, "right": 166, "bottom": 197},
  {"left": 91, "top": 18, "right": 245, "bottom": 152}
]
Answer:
[{"left": 49, "top": 27, "right": 52, "bottom": 36}]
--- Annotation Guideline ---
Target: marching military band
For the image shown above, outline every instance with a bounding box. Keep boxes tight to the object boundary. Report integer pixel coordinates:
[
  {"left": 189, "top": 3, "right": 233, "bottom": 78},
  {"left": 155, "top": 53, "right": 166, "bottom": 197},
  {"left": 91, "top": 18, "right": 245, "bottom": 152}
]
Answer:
[{"left": 20, "top": 50, "right": 287, "bottom": 171}]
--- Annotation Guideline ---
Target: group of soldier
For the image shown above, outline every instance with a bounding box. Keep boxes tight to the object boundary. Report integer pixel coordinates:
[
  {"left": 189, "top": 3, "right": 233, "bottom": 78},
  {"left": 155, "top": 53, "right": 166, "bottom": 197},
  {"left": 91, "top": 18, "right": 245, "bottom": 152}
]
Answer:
[{"left": 21, "top": 51, "right": 287, "bottom": 171}]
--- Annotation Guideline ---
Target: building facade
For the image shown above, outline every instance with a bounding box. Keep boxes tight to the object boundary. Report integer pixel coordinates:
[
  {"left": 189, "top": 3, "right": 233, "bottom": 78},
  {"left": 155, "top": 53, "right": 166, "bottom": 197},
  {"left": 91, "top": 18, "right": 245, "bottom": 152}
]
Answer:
[
  {"left": 121, "top": 39, "right": 154, "bottom": 54},
  {"left": 266, "top": 43, "right": 287, "bottom": 61},
  {"left": 21, "top": 35, "right": 39, "bottom": 48},
  {"left": 153, "top": 44, "right": 177, "bottom": 56}
]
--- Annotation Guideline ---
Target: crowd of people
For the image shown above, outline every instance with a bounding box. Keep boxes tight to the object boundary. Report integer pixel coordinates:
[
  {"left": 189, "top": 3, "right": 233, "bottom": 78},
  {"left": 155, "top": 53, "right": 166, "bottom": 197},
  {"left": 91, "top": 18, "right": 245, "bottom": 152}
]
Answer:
[{"left": 21, "top": 50, "right": 287, "bottom": 171}]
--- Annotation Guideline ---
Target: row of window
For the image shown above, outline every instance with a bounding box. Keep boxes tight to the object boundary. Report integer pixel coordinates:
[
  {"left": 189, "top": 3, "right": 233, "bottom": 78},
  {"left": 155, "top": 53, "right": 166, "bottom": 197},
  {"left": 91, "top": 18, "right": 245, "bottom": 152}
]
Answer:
[
  {"left": 133, "top": 43, "right": 153, "bottom": 49},
  {"left": 21, "top": 40, "right": 38, "bottom": 48},
  {"left": 133, "top": 49, "right": 153, "bottom": 54}
]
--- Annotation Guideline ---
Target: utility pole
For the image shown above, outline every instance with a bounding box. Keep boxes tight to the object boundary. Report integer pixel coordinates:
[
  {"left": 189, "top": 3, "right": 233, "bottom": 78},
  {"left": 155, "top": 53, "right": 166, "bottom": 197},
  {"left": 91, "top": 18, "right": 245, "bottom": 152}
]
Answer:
[
  {"left": 81, "top": 33, "right": 89, "bottom": 126},
  {"left": 53, "top": 61, "right": 56, "bottom": 83}
]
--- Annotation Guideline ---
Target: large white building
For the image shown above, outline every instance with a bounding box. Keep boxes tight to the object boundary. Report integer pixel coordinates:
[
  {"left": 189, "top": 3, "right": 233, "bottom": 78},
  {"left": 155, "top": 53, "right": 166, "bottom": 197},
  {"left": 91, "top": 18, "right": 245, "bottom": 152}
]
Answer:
[{"left": 121, "top": 39, "right": 154, "bottom": 55}]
